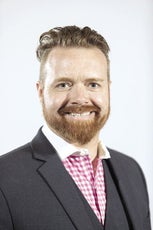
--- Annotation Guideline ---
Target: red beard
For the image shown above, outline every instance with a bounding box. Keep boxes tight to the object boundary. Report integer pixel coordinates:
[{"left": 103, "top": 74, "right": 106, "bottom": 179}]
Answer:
[{"left": 42, "top": 103, "right": 110, "bottom": 145}]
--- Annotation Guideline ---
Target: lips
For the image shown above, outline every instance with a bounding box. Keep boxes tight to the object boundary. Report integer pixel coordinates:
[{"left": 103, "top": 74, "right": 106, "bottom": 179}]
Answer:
[
  {"left": 66, "top": 111, "right": 93, "bottom": 117},
  {"left": 58, "top": 105, "right": 100, "bottom": 116}
]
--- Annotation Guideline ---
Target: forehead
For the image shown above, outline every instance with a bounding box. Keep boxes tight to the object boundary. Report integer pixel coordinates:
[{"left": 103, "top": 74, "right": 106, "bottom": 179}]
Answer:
[
  {"left": 46, "top": 46, "right": 107, "bottom": 64},
  {"left": 43, "top": 47, "right": 108, "bottom": 81}
]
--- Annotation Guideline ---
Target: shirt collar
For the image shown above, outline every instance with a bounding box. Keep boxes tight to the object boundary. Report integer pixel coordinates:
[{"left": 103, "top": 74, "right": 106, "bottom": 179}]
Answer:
[{"left": 42, "top": 123, "right": 111, "bottom": 161}]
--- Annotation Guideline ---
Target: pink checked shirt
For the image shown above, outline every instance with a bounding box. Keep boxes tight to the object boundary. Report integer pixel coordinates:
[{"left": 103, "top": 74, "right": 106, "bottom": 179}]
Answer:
[{"left": 42, "top": 124, "right": 110, "bottom": 225}]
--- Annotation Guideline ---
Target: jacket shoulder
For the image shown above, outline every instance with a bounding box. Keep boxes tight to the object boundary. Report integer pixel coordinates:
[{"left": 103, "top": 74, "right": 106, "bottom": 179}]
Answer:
[
  {"left": 0, "top": 143, "right": 31, "bottom": 162},
  {"left": 107, "top": 147, "right": 148, "bottom": 193},
  {"left": 0, "top": 143, "right": 33, "bottom": 176},
  {"left": 108, "top": 148, "right": 142, "bottom": 168}
]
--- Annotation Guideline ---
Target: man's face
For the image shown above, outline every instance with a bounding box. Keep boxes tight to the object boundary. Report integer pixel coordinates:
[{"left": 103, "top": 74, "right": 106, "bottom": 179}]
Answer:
[{"left": 37, "top": 47, "right": 110, "bottom": 145}]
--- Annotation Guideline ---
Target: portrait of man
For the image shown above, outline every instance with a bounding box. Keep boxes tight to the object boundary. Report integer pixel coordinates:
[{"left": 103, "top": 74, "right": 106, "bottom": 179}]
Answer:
[{"left": 0, "top": 25, "right": 151, "bottom": 230}]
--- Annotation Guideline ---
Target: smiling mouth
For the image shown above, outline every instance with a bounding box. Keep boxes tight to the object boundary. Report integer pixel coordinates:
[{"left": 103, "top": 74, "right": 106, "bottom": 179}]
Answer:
[
  {"left": 58, "top": 105, "right": 100, "bottom": 118},
  {"left": 63, "top": 111, "right": 96, "bottom": 120},
  {"left": 65, "top": 111, "right": 93, "bottom": 117}
]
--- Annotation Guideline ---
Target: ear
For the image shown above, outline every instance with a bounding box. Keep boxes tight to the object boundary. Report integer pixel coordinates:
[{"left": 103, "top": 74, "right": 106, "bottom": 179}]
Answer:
[{"left": 36, "top": 81, "right": 43, "bottom": 101}]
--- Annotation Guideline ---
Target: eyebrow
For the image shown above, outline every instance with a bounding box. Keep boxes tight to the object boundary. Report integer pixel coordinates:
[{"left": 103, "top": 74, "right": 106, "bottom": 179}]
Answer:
[
  {"left": 53, "top": 77, "right": 74, "bottom": 84},
  {"left": 53, "top": 77, "right": 105, "bottom": 84},
  {"left": 84, "top": 78, "right": 105, "bottom": 82}
]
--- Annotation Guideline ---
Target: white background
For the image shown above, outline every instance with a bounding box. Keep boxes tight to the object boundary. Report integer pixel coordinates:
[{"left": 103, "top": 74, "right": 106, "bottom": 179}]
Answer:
[{"left": 0, "top": 0, "right": 153, "bottom": 226}]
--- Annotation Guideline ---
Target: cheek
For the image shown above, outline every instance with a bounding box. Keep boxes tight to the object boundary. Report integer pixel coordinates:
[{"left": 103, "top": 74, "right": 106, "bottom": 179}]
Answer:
[
  {"left": 43, "top": 91, "right": 66, "bottom": 111},
  {"left": 92, "top": 91, "right": 109, "bottom": 109}
]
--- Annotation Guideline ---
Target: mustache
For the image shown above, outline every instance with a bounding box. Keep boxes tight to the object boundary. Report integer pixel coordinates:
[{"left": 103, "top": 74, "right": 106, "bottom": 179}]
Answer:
[{"left": 58, "top": 105, "right": 101, "bottom": 115}]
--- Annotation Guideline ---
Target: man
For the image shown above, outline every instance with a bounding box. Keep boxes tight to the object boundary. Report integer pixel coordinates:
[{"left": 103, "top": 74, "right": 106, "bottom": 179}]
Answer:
[{"left": 0, "top": 26, "right": 151, "bottom": 230}]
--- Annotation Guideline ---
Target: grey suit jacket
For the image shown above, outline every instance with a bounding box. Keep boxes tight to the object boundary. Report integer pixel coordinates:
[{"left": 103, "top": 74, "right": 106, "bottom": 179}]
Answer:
[{"left": 0, "top": 129, "right": 151, "bottom": 230}]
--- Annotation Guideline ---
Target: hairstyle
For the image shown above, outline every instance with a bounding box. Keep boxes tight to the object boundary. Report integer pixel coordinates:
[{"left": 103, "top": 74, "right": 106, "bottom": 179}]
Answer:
[{"left": 36, "top": 25, "right": 110, "bottom": 80}]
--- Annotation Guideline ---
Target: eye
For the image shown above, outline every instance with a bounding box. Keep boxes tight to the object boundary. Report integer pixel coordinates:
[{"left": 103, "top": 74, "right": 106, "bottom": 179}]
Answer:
[
  {"left": 55, "top": 82, "right": 72, "bottom": 90},
  {"left": 88, "top": 82, "right": 101, "bottom": 88}
]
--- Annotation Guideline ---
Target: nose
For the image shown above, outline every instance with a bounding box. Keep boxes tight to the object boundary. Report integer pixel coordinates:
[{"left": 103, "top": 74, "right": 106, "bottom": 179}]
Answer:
[{"left": 68, "top": 84, "right": 90, "bottom": 105}]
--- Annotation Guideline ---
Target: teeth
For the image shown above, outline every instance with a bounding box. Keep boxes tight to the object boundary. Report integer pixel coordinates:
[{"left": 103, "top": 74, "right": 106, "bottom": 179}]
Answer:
[{"left": 69, "top": 112, "right": 91, "bottom": 117}]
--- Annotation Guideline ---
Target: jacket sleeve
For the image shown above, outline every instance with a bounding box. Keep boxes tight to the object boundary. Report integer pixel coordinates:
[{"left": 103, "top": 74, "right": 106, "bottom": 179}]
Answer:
[
  {"left": 126, "top": 156, "right": 152, "bottom": 230},
  {"left": 138, "top": 164, "right": 152, "bottom": 230},
  {"left": 0, "top": 188, "right": 13, "bottom": 230}
]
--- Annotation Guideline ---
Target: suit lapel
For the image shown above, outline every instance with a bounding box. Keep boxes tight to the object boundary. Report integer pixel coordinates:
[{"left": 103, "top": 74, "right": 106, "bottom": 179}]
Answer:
[
  {"left": 31, "top": 129, "right": 95, "bottom": 230},
  {"left": 105, "top": 149, "right": 144, "bottom": 230}
]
